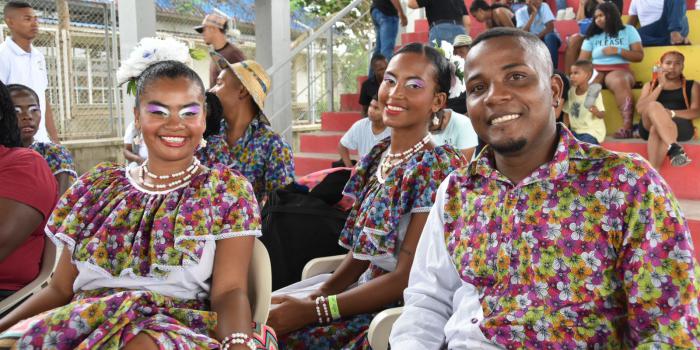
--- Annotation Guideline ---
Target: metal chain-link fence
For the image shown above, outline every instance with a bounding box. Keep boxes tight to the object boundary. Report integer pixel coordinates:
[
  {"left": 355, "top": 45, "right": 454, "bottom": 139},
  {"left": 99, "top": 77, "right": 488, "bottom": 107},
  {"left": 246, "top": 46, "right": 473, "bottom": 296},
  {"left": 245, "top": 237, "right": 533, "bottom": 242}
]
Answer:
[{"left": 1, "top": 0, "right": 121, "bottom": 141}]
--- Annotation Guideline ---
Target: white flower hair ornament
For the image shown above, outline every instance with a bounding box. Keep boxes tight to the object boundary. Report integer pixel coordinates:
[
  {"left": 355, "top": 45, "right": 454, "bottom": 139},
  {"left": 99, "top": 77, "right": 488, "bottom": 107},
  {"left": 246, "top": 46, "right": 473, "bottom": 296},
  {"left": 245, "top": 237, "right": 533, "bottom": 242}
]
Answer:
[
  {"left": 433, "top": 40, "right": 466, "bottom": 98},
  {"left": 116, "top": 36, "right": 207, "bottom": 95}
]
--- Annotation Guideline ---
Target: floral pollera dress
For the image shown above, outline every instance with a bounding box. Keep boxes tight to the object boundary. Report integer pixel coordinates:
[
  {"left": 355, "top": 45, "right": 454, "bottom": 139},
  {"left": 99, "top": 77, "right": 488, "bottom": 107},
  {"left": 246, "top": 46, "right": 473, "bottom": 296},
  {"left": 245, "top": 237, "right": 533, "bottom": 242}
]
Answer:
[{"left": 2, "top": 163, "right": 277, "bottom": 350}]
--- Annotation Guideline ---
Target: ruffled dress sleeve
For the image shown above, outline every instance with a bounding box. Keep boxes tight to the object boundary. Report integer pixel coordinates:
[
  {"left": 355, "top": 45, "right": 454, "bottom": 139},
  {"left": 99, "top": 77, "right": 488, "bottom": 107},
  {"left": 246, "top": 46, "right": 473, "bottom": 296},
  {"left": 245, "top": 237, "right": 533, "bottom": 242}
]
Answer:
[
  {"left": 46, "top": 162, "right": 261, "bottom": 279},
  {"left": 30, "top": 142, "right": 78, "bottom": 182}
]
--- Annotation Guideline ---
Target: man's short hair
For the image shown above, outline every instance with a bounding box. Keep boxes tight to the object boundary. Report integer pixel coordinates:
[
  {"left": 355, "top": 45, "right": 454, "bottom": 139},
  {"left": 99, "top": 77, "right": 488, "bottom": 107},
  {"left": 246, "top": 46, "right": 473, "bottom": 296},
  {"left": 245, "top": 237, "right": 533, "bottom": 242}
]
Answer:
[
  {"left": 572, "top": 59, "right": 594, "bottom": 73},
  {"left": 471, "top": 27, "right": 553, "bottom": 76},
  {"left": 4, "top": 1, "right": 33, "bottom": 15},
  {"left": 370, "top": 54, "right": 387, "bottom": 66}
]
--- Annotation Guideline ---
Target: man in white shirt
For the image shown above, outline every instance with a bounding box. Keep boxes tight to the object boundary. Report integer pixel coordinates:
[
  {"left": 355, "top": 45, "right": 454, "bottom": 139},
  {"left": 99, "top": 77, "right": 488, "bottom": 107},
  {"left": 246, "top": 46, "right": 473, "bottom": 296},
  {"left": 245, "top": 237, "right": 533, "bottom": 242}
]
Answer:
[
  {"left": 628, "top": 0, "right": 689, "bottom": 46},
  {"left": 390, "top": 28, "right": 699, "bottom": 349},
  {"left": 0, "top": 1, "right": 58, "bottom": 143}
]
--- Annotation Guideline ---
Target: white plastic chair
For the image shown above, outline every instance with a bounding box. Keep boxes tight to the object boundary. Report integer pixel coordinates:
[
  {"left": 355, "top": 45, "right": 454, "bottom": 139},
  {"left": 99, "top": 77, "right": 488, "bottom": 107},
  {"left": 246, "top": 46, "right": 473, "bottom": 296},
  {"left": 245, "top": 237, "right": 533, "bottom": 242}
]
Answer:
[
  {"left": 249, "top": 238, "right": 272, "bottom": 324},
  {"left": 301, "top": 256, "right": 403, "bottom": 350},
  {"left": 0, "top": 238, "right": 58, "bottom": 316}
]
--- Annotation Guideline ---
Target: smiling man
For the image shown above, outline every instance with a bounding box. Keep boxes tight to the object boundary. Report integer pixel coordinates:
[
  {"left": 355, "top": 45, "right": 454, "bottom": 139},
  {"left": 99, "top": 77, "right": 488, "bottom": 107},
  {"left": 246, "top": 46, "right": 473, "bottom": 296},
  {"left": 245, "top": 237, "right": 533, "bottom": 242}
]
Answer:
[{"left": 390, "top": 28, "right": 700, "bottom": 349}]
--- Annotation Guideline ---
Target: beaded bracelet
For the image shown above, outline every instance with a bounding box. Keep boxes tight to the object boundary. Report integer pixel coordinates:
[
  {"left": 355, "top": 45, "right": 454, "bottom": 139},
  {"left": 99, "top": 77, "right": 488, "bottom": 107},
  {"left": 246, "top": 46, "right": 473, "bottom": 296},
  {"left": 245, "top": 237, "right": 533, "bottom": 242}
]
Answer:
[
  {"left": 315, "top": 296, "right": 332, "bottom": 324},
  {"left": 328, "top": 295, "right": 341, "bottom": 320},
  {"left": 221, "top": 332, "right": 256, "bottom": 350}
]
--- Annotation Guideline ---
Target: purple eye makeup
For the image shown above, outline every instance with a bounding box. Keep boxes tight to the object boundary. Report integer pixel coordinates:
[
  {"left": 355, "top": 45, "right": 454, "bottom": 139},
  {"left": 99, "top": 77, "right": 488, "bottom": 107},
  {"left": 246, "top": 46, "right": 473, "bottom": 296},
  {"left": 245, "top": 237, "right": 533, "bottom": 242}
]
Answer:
[
  {"left": 146, "top": 103, "right": 171, "bottom": 118},
  {"left": 178, "top": 105, "right": 202, "bottom": 119},
  {"left": 406, "top": 79, "right": 426, "bottom": 89}
]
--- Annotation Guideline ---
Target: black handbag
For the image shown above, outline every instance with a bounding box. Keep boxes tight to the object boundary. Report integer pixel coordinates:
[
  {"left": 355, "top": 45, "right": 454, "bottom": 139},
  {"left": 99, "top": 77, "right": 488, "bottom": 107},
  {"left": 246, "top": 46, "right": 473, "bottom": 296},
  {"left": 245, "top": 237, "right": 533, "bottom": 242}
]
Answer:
[{"left": 260, "top": 171, "right": 351, "bottom": 290}]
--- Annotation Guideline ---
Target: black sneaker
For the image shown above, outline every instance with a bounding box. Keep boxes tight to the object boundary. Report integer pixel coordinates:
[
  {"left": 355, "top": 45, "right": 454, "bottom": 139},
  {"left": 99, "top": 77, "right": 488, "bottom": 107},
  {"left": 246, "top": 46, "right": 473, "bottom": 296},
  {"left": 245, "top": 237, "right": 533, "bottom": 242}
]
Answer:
[{"left": 667, "top": 144, "right": 692, "bottom": 167}]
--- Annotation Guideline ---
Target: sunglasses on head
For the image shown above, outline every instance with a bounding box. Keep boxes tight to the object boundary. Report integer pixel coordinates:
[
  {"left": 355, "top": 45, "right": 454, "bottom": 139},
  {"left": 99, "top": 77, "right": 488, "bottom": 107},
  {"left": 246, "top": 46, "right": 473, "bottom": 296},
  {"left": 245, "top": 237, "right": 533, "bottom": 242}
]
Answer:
[{"left": 210, "top": 50, "right": 230, "bottom": 71}]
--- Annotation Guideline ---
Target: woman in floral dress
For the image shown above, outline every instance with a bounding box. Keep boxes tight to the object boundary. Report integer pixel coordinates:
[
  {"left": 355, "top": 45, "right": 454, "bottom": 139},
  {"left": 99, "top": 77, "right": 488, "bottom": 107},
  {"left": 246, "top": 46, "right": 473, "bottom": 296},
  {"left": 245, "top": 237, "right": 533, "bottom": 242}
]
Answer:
[
  {"left": 8, "top": 84, "right": 77, "bottom": 196},
  {"left": 0, "top": 59, "right": 275, "bottom": 350},
  {"left": 267, "top": 43, "right": 467, "bottom": 349},
  {"left": 198, "top": 54, "right": 294, "bottom": 204}
]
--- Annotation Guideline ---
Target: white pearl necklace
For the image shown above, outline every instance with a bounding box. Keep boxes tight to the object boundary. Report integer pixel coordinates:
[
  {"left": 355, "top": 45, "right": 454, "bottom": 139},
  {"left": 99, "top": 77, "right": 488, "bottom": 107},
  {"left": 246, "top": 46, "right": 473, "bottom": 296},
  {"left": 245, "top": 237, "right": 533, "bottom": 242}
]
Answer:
[
  {"left": 378, "top": 134, "right": 431, "bottom": 183},
  {"left": 138, "top": 158, "right": 200, "bottom": 190}
]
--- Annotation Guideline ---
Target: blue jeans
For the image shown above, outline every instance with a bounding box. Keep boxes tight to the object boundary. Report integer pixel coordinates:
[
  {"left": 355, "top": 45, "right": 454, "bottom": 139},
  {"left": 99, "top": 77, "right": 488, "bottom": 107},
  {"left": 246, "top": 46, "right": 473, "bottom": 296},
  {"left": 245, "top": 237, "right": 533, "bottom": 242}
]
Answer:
[
  {"left": 542, "top": 32, "right": 561, "bottom": 70},
  {"left": 556, "top": 0, "right": 567, "bottom": 11},
  {"left": 428, "top": 23, "right": 466, "bottom": 46},
  {"left": 573, "top": 132, "right": 599, "bottom": 145},
  {"left": 371, "top": 8, "right": 399, "bottom": 68}
]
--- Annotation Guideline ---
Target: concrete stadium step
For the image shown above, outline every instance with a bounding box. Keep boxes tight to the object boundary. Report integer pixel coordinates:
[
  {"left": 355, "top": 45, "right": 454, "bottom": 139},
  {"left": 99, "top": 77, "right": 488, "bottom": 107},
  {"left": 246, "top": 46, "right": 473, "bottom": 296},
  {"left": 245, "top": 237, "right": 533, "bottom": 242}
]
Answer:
[
  {"left": 340, "top": 93, "right": 362, "bottom": 112},
  {"left": 602, "top": 140, "right": 700, "bottom": 199},
  {"left": 299, "top": 131, "right": 355, "bottom": 154},
  {"left": 600, "top": 89, "right": 700, "bottom": 136},
  {"left": 294, "top": 152, "right": 339, "bottom": 176},
  {"left": 321, "top": 112, "right": 363, "bottom": 132},
  {"left": 679, "top": 199, "right": 700, "bottom": 256}
]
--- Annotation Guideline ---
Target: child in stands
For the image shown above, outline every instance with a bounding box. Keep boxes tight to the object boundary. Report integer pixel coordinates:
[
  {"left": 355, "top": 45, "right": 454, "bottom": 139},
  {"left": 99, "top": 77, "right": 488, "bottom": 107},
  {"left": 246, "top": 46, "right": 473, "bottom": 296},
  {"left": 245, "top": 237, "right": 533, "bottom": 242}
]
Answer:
[
  {"left": 563, "top": 60, "right": 606, "bottom": 144},
  {"left": 8, "top": 84, "right": 77, "bottom": 195},
  {"left": 636, "top": 51, "right": 699, "bottom": 168},
  {"left": 338, "top": 94, "right": 391, "bottom": 167}
]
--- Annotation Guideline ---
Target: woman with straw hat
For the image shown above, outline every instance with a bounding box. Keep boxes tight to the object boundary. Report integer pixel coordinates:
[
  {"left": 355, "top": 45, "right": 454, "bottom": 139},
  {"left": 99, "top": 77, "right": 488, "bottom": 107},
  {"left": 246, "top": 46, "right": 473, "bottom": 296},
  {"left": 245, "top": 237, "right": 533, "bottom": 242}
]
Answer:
[{"left": 198, "top": 54, "right": 295, "bottom": 204}]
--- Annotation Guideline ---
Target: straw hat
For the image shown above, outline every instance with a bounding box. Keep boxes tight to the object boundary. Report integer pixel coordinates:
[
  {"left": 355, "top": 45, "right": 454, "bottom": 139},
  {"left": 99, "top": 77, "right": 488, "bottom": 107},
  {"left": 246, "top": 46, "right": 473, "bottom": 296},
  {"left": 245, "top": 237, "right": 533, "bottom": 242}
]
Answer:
[
  {"left": 453, "top": 34, "right": 473, "bottom": 48},
  {"left": 229, "top": 60, "right": 271, "bottom": 111},
  {"left": 194, "top": 14, "right": 228, "bottom": 33}
]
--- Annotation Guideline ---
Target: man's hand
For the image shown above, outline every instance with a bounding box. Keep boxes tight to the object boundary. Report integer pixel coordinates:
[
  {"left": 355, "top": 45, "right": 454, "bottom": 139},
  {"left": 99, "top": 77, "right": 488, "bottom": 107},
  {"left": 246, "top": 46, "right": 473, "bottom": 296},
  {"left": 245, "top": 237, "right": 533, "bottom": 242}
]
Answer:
[
  {"left": 400, "top": 13, "right": 408, "bottom": 27},
  {"left": 670, "top": 31, "right": 684, "bottom": 45},
  {"left": 529, "top": 3, "right": 538, "bottom": 15}
]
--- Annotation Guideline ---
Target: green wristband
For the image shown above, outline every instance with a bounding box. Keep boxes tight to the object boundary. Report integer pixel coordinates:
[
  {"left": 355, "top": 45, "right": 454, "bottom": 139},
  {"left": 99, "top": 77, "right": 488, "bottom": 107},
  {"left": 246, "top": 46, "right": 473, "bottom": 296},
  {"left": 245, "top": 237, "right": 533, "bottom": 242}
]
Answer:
[{"left": 328, "top": 295, "right": 341, "bottom": 320}]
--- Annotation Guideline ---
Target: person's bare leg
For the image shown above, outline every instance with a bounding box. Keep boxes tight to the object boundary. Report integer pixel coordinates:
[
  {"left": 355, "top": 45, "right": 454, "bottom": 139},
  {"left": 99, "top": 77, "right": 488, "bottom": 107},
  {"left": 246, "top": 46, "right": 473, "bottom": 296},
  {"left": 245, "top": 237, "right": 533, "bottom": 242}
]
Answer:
[
  {"left": 564, "top": 34, "right": 584, "bottom": 75},
  {"left": 124, "top": 333, "right": 159, "bottom": 350},
  {"left": 645, "top": 102, "right": 678, "bottom": 144},
  {"left": 605, "top": 70, "right": 635, "bottom": 136},
  {"left": 647, "top": 127, "right": 667, "bottom": 169}
]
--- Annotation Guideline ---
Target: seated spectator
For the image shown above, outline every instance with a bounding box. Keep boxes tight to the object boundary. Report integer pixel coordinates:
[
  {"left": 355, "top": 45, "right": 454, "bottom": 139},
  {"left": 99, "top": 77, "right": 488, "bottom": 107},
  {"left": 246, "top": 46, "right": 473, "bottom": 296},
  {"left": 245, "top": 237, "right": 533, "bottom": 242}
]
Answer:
[
  {"left": 268, "top": 43, "right": 465, "bottom": 348},
  {"left": 391, "top": 27, "right": 700, "bottom": 349},
  {"left": 338, "top": 95, "right": 391, "bottom": 167},
  {"left": 515, "top": 0, "right": 561, "bottom": 69},
  {"left": 8, "top": 84, "right": 76, "bottom": 195},
  {"left": 360, "top": 54, "right": 387, "bottom": 118},
  {"left": 430, "top": 109, "right": 479, "bottom": 160},
  {"left": 579, "top": 2, "right": 643, "bottom": 138},
  {"left": 563, "top": 60, "right": 606, "bottom": 144},
  {"left": 563, "top": 0, "right": 623, "bottom": 74},
  {"left": 446, "top": 35, "right": 473, "bottom": 114},
  {"left": 122, "top": 120, "right": 148, "bottom": 167},
  {"left": 198, "top": 54, "right": 295, "bottom": 205},
  {"left": 0, "top": 59, "right": 277, "bottom": 349},
  {"left": 0, "top": 80, "right": 57, "bottom": 303},
  {"left": 407, "top": 0, "right": 470, "bottom": 45},
  {"left": 628, "top": 0, "right": 690, "bottom": 46},
  {"left": 452, "top": 34, "right": 472, "bottom": 60},
  {"left": 469, "top": 0, "right": 516, "bottom": 29},
  {"left": 637, "top": 51, "right": 699, "bottom": 168}
]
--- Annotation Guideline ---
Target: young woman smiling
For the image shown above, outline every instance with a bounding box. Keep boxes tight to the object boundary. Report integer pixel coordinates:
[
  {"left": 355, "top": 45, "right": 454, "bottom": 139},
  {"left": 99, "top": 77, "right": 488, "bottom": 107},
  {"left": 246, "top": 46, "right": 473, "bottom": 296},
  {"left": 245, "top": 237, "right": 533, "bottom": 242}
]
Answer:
[
  {"left": 0, "top": 60, "right": 275, "bottom": 350},
  {"left": 268, "top": 43, "right": 466, "bottom": 349}
]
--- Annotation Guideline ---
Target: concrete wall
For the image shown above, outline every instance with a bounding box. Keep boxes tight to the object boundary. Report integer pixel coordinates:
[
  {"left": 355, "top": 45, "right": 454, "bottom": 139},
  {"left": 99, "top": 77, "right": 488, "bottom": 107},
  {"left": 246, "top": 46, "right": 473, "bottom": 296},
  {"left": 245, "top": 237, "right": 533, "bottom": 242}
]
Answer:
[{"left": 63, "top": 138, "right": 124, "bottom": 175}]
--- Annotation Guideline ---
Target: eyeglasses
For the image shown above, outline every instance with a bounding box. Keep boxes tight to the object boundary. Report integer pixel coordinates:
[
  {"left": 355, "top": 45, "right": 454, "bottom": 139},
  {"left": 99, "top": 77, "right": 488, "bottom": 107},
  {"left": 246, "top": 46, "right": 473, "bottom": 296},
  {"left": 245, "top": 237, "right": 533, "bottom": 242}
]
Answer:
[{"left": 210, "top": 50, "right": 230, "bottom": 71}]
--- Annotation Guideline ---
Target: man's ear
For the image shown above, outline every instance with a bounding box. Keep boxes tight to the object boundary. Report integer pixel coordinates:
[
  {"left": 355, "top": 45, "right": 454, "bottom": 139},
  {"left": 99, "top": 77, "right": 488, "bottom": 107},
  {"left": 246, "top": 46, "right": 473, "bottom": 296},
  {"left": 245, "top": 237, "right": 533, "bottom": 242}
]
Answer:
[{"left": 550, "top": 74, "right": 564, "bottom": 108}]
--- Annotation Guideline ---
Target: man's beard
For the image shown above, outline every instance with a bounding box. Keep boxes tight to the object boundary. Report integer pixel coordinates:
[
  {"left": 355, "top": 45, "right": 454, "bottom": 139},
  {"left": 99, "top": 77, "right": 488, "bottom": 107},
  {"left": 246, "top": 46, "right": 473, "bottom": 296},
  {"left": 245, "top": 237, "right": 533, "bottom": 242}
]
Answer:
[{"left": 490, "top": 138, "right": 527, "bottom": 154}]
